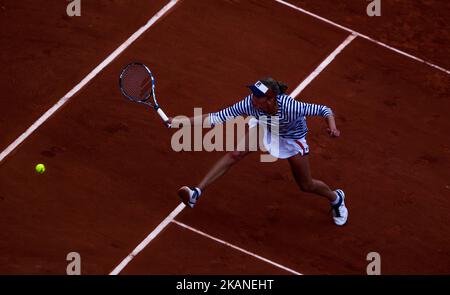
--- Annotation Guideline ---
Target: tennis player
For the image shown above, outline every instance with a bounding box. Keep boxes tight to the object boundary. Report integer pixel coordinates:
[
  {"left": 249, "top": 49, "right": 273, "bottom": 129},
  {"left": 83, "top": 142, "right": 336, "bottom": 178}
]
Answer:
[{"left": 171, "top": 78, "right": 348, "bottom": 226}]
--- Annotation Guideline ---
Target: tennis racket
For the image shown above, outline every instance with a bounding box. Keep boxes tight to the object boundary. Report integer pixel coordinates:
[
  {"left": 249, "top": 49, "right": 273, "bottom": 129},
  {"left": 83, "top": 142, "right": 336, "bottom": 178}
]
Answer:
[{"left": 119, "top": 62, "right": 171, "bottom": 128}]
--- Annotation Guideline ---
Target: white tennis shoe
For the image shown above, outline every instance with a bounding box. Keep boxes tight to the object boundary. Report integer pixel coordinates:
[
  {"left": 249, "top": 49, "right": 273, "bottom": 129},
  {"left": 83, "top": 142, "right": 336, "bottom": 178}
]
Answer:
[
  {"left": 331, "top": 189, "right": 348, "bottom": 226},
  {"left": 178, "top": 186, "right": 201, "bottom": 208}
]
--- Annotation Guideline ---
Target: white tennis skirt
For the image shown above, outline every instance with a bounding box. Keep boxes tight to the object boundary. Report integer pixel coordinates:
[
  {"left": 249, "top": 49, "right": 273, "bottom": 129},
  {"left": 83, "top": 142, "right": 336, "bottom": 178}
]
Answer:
[{"left": 248, "top": 118, "right": 309, "bottom": 159}]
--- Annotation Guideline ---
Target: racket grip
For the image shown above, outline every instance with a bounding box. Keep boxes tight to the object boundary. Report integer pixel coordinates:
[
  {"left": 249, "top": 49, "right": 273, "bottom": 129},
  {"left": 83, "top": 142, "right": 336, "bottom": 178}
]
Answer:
[{"left": 156, "top": 108, "right": 171, "bottom": 128}]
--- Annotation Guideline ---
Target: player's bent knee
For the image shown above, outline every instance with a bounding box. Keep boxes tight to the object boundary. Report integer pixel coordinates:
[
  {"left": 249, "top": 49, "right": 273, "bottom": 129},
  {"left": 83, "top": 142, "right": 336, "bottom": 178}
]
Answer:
[{"left": 299, "top": 181, "right": 314, "bottom": 192}]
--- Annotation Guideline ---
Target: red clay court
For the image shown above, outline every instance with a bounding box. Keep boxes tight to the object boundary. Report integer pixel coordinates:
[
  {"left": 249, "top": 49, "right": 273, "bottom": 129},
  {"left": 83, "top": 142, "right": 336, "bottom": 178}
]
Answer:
[{"left": 0, "top": 0, "right": 449, "bottom": 275}]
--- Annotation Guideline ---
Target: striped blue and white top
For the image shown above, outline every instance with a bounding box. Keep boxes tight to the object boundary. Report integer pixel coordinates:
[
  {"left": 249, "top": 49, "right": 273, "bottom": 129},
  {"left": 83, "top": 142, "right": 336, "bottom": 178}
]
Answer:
[{"left": 209, "top": 94, "right": 333, "bottom": 139}]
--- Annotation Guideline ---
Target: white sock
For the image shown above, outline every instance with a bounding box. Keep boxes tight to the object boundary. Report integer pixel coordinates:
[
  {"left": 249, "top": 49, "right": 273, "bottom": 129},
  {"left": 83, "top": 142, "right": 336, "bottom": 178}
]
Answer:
[{"left": 193, "top": 187, "right": 202, "bottom": 197}]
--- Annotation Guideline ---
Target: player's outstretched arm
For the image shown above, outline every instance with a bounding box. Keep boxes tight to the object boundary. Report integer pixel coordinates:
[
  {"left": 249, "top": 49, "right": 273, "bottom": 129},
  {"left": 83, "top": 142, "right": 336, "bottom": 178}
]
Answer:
[{"left": 168, "top": 114, "right": 210, "bottom": 126}]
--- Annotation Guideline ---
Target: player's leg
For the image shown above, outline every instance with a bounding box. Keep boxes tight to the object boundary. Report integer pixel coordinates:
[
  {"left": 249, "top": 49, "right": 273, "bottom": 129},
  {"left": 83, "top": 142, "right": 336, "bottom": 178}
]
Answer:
[
  {"left": 287, "top": 153, "right": 336, "bottom": 201},
  {"left": 196, "top": 150, "right": 250, "bottom": 191},
  {"left": 288, "top": 153, "right": 348, "bottom": 225},
  {"left": 178, "top": 126, "right": 256, "bottom": 208}
]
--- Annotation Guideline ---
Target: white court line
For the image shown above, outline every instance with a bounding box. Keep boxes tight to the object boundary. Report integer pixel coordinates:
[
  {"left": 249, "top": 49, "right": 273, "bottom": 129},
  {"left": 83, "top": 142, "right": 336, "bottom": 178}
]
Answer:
[
  {"left": 290, "top": 33, "right": 356, "bottom": 98},
  {"left": 109, "top": 203, "right": 186, "bottom": 275},
  {"left": 110, "top": 35, "right": 356, "bottom": 274},
  {"left": 0, "top": 0, "right": 180, "bottom": 164},
  {"left": 275, "top": 0, "right": 450, "bottom": 75},
  {"left": 171, "top": 220, "right": 302, "bottom": 275}
]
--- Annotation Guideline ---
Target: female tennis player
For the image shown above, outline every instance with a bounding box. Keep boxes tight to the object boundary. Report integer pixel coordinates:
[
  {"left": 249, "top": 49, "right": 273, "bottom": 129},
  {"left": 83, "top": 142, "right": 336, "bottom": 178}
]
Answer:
[{"left": 170, "top": 78, "right": 348, "bottom": 226}]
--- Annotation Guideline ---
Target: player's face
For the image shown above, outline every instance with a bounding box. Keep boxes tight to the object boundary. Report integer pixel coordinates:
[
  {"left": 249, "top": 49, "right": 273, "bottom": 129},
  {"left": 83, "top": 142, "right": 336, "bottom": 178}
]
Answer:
[
  {"left": 251, "top": 91, "right": 275, "bottom": 112},
  {"left": 252, "top": 95, "right": 268, "bottom": 111}
]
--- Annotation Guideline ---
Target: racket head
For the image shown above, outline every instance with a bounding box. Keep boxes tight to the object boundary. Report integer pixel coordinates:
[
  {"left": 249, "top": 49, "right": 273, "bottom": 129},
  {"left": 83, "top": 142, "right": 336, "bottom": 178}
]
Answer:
[{"left": 119, "top": 62, "right": 157, "bottom": 106}]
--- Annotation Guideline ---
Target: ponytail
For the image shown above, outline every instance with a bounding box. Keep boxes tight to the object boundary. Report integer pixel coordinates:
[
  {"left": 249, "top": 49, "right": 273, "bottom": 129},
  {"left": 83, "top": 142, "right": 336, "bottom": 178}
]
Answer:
[{"left": 276, "top": 81, "right": 288, "bottom": 94}]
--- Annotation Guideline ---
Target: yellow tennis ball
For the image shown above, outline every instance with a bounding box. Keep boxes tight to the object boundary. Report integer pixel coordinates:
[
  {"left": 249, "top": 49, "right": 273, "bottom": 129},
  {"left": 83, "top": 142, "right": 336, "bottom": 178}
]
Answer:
[{"left": 35, "top": 163, "right": 46, "bottom": 174}]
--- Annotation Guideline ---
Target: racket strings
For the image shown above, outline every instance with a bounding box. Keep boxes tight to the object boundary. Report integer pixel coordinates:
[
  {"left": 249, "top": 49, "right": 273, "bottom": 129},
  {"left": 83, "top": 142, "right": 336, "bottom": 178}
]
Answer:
[{"left": 121, "top": 65, "right": 153, "bottom": 102}]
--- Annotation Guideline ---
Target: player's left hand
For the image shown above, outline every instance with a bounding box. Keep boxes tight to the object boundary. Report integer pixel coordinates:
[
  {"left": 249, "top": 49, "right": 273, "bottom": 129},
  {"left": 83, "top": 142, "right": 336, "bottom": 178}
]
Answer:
[{"left": 327, "top": 128, "right": 340, "bottom": 137}]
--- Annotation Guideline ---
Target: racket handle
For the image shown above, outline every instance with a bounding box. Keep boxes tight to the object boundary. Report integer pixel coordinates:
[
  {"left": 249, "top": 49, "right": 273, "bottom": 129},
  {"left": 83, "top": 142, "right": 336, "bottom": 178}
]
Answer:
[{"left": 156, "top": 107, "right": 171, "bottom": 128}]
